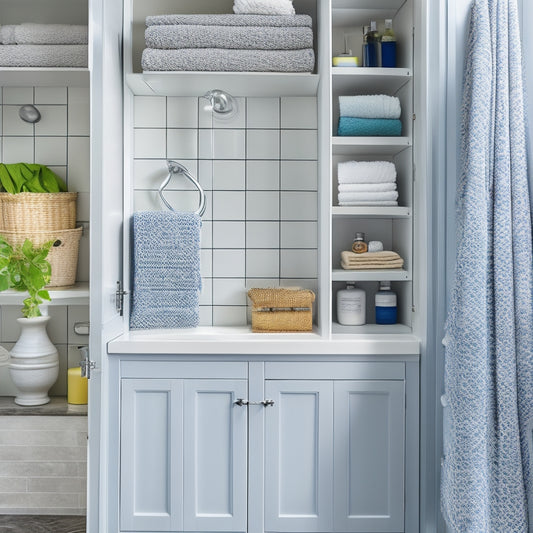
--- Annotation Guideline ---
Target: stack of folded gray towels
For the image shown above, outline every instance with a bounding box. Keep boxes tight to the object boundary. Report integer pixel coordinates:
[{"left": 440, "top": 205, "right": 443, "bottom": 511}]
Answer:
[
  {"left": 142, "top": 0, "right": 314, "bottom": 72},
  {"left": 0, "top": 23, "right": 88, "bottom": 67}
]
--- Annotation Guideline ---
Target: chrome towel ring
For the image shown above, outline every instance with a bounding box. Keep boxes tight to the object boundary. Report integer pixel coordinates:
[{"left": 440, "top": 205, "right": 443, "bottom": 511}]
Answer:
[{"left": 158, "top": 160, "right": 206, "bottom": 217}]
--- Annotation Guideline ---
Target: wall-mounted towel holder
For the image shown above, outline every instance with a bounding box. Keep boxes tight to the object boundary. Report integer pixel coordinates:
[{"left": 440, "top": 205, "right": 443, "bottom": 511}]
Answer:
[{"left": 158, "top": 160, "right": 206, "bottom": 217}]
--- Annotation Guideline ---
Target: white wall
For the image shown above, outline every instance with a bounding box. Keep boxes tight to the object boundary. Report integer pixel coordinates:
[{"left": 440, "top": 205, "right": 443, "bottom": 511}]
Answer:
[{"left": 132, "top": 95, "right": 319, "bottom": 327}]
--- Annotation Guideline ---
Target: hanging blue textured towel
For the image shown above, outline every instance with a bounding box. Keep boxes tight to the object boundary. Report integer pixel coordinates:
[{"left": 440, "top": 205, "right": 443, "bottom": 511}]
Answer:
[
  {"left": 130, "top": 211, "right": 202, "bottom": 329},
  {"left": 337, "top": 117, "right": 402, "bottom": 136}
]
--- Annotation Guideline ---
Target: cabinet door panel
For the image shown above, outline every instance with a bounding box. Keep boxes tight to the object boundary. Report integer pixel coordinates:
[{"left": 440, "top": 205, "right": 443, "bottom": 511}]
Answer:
[
  {"left": 334, "top": 381, "right": 405, "bottom": 532},
  {"left": 183, "top": 380, "right": 248, "bottom": 532},
  {"left": 120, "top": 379, "right": 183, "bottom": 532},
  {"left": 265, "top": 381, "right": 333, "bottom": 532}
]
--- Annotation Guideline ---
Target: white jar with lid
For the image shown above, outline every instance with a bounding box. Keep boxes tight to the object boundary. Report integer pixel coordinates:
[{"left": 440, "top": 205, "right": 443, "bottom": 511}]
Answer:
[{"left": 337, "top": 283, "right": 366, "bottom": 325}]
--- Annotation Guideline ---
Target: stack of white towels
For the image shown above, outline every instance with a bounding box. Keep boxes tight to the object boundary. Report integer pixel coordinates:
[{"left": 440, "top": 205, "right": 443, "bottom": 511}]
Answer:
[
  {"left": 141, "top": 0, "right": 314, "bottom": 73},
  {"left": 0, "top": 23, "right": 88, "bottom": 67},
  {"left": 337, "top": 161, "right": 399, "bottom": 206}
]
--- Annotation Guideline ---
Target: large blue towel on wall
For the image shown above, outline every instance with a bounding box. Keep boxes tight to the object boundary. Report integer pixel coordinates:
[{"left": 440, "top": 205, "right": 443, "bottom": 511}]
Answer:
[
  {"left": 441, "top": 0, "right": 533, "bottom": 531},
  {"left": 130, "top": 211, "right": 202, "bottom": 329},
  {"left": 337, "top": 117, "right": 402, "bottom": 137}
]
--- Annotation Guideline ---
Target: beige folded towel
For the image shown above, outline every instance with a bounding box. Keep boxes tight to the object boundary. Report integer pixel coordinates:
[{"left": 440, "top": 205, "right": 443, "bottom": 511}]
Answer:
[{"left": 340, "top": 250, "right": 404, "bottom": 270}]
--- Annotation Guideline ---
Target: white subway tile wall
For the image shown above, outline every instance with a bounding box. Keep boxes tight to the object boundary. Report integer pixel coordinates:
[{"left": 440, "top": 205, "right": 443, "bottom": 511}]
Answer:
[
  {"left": 0, "top": 86, "right": 91, "bottom": 397},
  {"left": 0, "top": 416, "right": 87, "bottom": 515},
  {"left": 133, "top": 96, "right": 319, "bottom": 326}
]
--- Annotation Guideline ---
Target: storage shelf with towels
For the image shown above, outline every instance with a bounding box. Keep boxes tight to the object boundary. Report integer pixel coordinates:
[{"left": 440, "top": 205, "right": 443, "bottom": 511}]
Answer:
[
  {"left": 126, "top": 71, "right": 319, "bottom": 97},
  {"left": 332, "top": 269, "right": 411, "bottom": 282}
]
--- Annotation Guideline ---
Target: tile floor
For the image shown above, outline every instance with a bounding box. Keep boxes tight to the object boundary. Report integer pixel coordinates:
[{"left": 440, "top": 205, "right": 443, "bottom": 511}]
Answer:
[{"left": 0, "top": 515, "right": 85, "bottom": 532}]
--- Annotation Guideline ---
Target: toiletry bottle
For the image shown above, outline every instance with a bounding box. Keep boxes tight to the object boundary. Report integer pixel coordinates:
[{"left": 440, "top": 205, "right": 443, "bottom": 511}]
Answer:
[
  {"left": 337, "top": 282, "right": 366, "bottom": 325},
  {"left": 375, "top": 281, "right": 397, "bottom": 324},
  {"left": 362, "top": 25, "right": 370, "bottom": 67},
  {"left": 364, "top": 21, "right": 380, "bottom": 67},
  {"left": 381, "top": 19, "right": 397, "bottom": 67},
  {"left": 352, "top": 232, "right": 368, "bottom": 254}
]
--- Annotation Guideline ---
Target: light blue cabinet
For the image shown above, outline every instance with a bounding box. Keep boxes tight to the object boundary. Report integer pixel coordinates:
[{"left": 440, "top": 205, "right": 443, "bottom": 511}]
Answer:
[
  {"left": 117, "top": 360, "right": 414, "bottom": 533},
  {"left": 120, "top": 376, "right": 248, "bottom": 532},
  {"left": 264, "top": 377, "right": 405, "bottom": 533}
]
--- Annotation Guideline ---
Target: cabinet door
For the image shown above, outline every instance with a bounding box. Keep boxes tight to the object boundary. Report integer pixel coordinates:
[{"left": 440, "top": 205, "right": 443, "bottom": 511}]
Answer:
[
  {"left": 334, "top": 381, "right": 405, "bottom": 532},
  {"left": 120, "top": 379, "right": 183, "bottom": 532},
  {"left": 183, "top": 380, "right": 248, "bottom": 532},
  {"left": 264, "top": 381, "right": 334, "bottom": 532}
]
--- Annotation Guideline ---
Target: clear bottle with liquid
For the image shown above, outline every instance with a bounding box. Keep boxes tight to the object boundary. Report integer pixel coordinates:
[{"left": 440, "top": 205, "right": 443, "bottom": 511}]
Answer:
[
  {"left": 375, "top": 281, "right": 397, "bottom": 325},
  {"left": 362, "top": 25, "right": 370, "bottom": 67},
  {"left": 337, "top": 282, "right": 366, "bottom": 325},
  {"left": 381, "top": 19, "right": 397, "bottom": 68},
  {"left": 364, "top": 21, "right": 380, "bottom": 67}
]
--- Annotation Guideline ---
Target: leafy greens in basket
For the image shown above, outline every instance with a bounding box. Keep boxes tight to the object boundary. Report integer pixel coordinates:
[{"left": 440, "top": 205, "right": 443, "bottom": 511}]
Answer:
[{"left": 0, "top": 163, "right": 67, "bottom": 193}]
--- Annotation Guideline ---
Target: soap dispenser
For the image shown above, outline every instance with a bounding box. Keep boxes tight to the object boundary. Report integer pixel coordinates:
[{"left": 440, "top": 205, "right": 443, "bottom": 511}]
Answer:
[
  {"left": 337, "top": 282, "right": 366, "bottom": 325},
  {"left": 67, "top": 346, "right": 88, "bottom": 405}
]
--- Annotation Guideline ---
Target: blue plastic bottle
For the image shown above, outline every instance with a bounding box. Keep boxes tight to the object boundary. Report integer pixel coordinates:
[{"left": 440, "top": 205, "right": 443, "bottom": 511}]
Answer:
[
  {"left": 381, "top": 19, "right": 397, "bottom": 68},
  {"left": 375, "top": 281, "right": 397, "bottom": 325},
  {"left": 364, "top": 21, "right": 379, "bottom": 67}
]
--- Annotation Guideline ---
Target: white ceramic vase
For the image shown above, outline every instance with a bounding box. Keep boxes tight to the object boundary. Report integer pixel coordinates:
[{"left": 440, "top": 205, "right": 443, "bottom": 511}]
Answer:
[{"left": 8, "top": 316, "right": 59, "bottom": 406}]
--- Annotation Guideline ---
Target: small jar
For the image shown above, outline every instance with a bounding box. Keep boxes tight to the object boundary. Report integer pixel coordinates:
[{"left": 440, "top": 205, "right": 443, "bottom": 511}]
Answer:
[
  {"left": 337, "top": 282, "right": 366, "bottom": 325},
  {"left": 352, "top": 232, "right": 368, "bottom": 254}
]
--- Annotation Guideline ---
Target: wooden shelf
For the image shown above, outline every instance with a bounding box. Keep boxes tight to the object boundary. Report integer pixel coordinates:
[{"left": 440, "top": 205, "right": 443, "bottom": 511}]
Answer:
[
  {"left": 332, "top": 136, "right": 411, "bottom": 155},
  {"left": 0, "top": 282, "right": 89, "bottom": 306},
  {"left": 0, "top": 68, "right": 89, "bottom": 87},
  {"left": 332, "top": 67, "right": 412, "bottom": 94},
  {"left": 126, "top": 72, "right": 319, "bottom": 97},
  {"left": 332, "top": 269, "right": 411, "bottom": 281},
  {"left": 332, "top": 206, "right": 411, "bottom": 218},
  {"left": 332, "top": 322, "right": 412, "bottom": 335}
]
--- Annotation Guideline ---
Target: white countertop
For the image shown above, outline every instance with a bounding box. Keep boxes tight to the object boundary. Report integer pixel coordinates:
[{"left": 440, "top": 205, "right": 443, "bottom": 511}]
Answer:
[{"left": 108, "top": 327, "right": 420, "bottom": 356}]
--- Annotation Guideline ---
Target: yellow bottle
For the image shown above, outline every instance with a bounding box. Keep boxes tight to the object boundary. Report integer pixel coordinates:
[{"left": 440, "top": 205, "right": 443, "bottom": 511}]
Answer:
[{"left": 68, "top": 366, "right": 88, "bottom": 405}]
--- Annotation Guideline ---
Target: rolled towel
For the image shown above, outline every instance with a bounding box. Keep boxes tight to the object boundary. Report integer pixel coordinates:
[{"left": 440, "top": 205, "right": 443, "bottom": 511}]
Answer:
[
  {"left": 0, "top": 23, "right": 88, "bottom": 45},
  {"left": 337, "top": 117, "right": 402, "bottom": 136},
  {"left": 338, "top": 191, "right": 398, "bottom": 203},
  {"left": 233, "top": 0, "right": 295, "bottom": 15},
  {"left": 338, "top": 182, "right": 396, "bottom": 193},
  {"left": 142, "top": 47, "right": 315, "bottom": 72},
  {"left": 340, "top": 250, "right": 404, "bottom": 270},
  {"left": 145, "top": 25, "right": 313, "bottom": 50},
  {"left": 146, "top": 14, "right": 312, "bottom": 28},
  {"left": 0, "top": 44, "right": 88, "bottom": 67},
  {"left": 338, "top": 161, "right": 397, "bottom": 184},
  {"left": 338, "top": 94, "right": 401, "bottom": 119},
  {"left": 338, "top": 200, "right": 399, "bottom": 206}
]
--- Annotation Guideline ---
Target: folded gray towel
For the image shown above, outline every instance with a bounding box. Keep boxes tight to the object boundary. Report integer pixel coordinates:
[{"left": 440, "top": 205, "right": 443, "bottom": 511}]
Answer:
[
  {"left": 0, "top": 23, "right": 88, "bottom": 45},
  {"left": 142, "top": 47, "right": 315, "bottom": 72},
  {"left": 146, "top": 14, "right": 312, "bottom": 28},
  {"left": 145, "top": 24, "right": 312, "bottom": 50},
  {"left": 0, "top": 44, "right": 88, "bottom": 67}
]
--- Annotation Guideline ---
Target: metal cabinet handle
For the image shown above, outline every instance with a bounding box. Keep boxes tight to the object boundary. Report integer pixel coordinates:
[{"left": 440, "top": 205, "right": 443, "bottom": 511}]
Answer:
[{"left": 234, "top": 398, "right": 275, "bottom": 407}]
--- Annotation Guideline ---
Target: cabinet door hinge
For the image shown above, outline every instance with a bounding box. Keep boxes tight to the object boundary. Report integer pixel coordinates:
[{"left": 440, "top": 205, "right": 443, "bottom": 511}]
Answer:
[{"left": 116, "top": 281, "right": 128, "bottom": 316}]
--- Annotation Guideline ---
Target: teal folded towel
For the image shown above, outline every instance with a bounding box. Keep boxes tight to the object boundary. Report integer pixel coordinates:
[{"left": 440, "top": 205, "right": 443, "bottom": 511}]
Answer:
[{"left": 337, "top": 117, "right": 402, "bottom": 136}]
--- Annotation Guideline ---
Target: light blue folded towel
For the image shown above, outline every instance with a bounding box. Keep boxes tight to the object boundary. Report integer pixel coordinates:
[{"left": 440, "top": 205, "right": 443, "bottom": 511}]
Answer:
[
  {"left": 337, "top": 117, "right": 402, "bottom": 136},
  {"left": 130, "top": 211, "right": 202, "bottom": 330},
  {"left": 338, "top": 95, "right": 401, "bottom": 119}
]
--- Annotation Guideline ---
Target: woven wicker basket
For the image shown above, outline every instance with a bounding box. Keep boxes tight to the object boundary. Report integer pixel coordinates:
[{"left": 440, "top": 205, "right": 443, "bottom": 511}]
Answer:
[
  {"left": 1, "top": 227, "right": 83, "bottom": 288},
  {"left": 248, "top": 288, "right": 315, "bottom": 333},
  {"left": 0, "top": 192, "right": 78, "bottom": 231}
]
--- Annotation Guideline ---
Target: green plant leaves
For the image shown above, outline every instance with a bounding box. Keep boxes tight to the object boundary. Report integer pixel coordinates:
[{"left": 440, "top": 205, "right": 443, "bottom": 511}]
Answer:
[
  {"left": 0, "top": 163, "right": 67, "bottom": 193},
  {"left": 0, "top": 236, "right": 53, "bottom": 317}
]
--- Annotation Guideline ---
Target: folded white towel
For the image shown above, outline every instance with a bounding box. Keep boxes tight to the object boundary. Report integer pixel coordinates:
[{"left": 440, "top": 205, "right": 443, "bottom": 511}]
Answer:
[
  {"left": 234, "top": 0, "right": 295, "bottom": 15},
  {"left": 339, "top": 95, "right": 401, "bottom": 119},
  {"left": 0, "top": 44, "right": 88, "bottom": 67},
  {"left": 338, "top": 191, "right": 399, "bottom": 203},
  {"left": 338, "top": 160, "right": 397, "bottom": 184},
  {"left": 0, "top": 24, "right": 88, "bottom": 45},
  {"left": 338, "top": 182, "right": 396, "bottom": 193},
  {"left": 338, "top": 200, "right": 399, "bottom": 206}
]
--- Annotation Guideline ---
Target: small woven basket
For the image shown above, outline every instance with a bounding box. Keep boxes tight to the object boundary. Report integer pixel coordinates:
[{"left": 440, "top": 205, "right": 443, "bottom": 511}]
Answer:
[
  {"left": 248, "top": 288, "right": 315, "bottom": 333},
  {"left": 1, "top": 227, "right": 83, "bottom": 288},
  {"left": 0, "top": 192, "right": 78, "bottom": 231}
]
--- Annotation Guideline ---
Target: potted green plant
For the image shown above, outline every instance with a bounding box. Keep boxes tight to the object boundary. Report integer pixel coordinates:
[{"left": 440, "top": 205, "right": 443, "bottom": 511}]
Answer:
[{"left": 0, "top": 235, "right": 59, "bottom": 406}]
